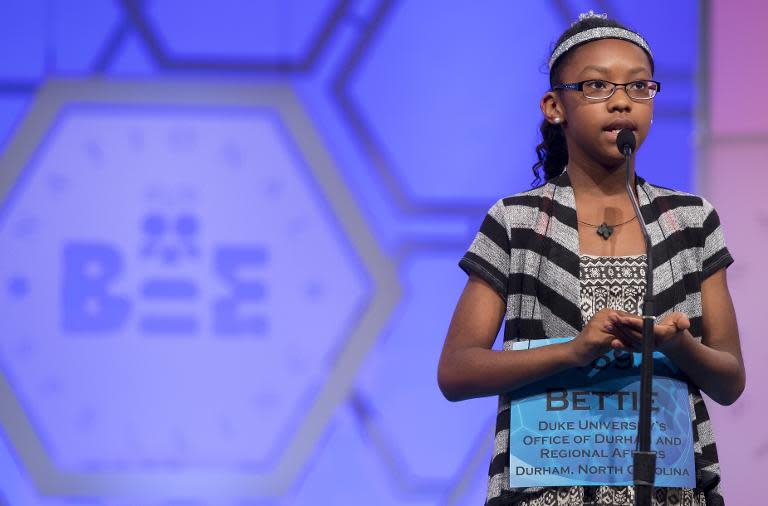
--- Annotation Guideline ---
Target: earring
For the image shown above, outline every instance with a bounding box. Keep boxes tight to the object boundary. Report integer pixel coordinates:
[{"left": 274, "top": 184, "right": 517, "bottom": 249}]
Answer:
[{"left": 553, "top": 117, "right": 561, "bottom": 124}]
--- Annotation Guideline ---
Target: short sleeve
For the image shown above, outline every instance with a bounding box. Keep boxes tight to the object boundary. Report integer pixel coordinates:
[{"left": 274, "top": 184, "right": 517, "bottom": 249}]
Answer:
[
  {"left": 458, "top": 199, "right": 510, "bottom": 300},
  {"left": 701, "top": 198, "right": 734, "bottom": 280}
]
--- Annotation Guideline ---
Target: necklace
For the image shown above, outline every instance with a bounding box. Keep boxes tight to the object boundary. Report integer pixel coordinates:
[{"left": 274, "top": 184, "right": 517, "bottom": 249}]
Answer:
[{"left": 577, "top": 215, "right": 637, "bottom": 240}]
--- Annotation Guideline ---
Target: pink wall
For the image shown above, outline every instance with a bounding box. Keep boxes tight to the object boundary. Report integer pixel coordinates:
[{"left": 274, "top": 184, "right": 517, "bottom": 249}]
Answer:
[{"left": 704, "top": 1, "right": 768, "bottom": 504}]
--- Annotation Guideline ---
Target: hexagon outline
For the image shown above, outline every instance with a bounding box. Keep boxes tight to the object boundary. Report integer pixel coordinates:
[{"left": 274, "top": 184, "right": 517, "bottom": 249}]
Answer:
[
  {"left": 0, "top": 78, "right": 400, "bottom": 500},
  {"left": 350, "top": 390, "right": 496, "bottom": 497},
  {"left": 119, "top": 0, "right": 350, "bottom": 73},
  {"left": 0, "top": 101, "right": 371, "bottom": 474},
  {"left": 331, "top": 0, "right": 510, "bottom": 217}
]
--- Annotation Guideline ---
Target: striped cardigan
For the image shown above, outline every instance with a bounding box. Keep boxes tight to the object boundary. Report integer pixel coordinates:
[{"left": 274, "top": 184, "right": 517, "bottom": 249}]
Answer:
[{"left": 459, "top": 170, "right": 733, "bottom": 505}]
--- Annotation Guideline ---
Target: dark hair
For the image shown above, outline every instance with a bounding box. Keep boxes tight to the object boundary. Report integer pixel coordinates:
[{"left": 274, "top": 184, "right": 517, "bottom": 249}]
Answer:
[{"left": 531, "top": 17, "right": 654, "bottom": 185}]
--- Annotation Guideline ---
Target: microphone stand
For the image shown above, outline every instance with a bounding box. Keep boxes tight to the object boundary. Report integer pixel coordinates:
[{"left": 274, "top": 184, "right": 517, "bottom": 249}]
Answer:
[{"left": 624, "top": 147, "right": 657, "bottom": 506}]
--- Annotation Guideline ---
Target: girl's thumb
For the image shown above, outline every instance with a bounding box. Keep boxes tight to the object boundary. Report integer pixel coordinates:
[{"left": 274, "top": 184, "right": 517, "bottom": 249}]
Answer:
[{"left": 673, "top": 312, "right": 690, "bottom": 331}]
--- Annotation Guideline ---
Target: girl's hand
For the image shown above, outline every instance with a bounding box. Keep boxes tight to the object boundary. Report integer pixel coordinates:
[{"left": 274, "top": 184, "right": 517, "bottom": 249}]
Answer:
[
  {"left": 611, "top": 311, "right": 690, "bottom": 354},
  {"left": 570, "top": 308, "right": 632, "bottom": 367}
]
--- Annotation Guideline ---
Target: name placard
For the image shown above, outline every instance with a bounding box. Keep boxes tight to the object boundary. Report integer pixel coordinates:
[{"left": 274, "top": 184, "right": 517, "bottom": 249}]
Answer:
[{"left": 509, "top": 338, "right": 695, "bottom": 488}]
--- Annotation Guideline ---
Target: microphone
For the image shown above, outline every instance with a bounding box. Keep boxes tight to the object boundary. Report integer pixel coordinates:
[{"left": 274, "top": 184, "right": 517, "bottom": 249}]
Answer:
[
  {"left": 616, "top": 128, "right": 636, "bottom": 156},
  {"left": 616, "top": 125, "right": 657, "bottom": 505}
]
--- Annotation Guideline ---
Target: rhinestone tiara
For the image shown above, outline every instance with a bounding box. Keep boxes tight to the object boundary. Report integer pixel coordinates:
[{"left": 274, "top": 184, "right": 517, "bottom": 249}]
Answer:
[
  {"left": 576, "top": 10, "right": 607, "bottom": 24},
  {"left": 548, "top": 26, "right": 652, "bottom": 70}
]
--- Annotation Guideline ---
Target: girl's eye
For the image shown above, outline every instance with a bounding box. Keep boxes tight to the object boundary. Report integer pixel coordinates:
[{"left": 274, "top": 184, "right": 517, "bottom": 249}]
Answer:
[
  {"left": 631, "top": 81, "right": 648, "bottom": 90},
  {"left": 585, "top": 80, "right": 607, "bottom": 90}
]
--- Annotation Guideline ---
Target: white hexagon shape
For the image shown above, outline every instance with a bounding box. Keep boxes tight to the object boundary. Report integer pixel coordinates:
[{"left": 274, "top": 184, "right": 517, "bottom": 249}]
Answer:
[{"left": 0, "top": 80, "right": 399, "bottom": 500}]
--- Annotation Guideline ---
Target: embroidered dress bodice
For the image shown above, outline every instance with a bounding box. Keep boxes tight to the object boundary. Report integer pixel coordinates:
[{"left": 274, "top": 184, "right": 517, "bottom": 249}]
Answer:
[{"left": 579, "top": 253, "right": 647, "bottom": 323}]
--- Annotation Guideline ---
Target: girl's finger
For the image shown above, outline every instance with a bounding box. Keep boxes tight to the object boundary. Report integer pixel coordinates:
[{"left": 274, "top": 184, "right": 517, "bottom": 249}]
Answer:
[
  {"left": 615, "top": 315, "right": 642, "bottom": 330},
  {"left": 653, "top": 323, "right": 678, "bottom": 340},
  {"left": 621, "top": 326, "right": 643, "bottom": 341},
  {"left": 611, "top": 323, "right": 641, "bottom": 351},
  {"left": 610, "top": 338, "right": 628, "bottom": 350}
]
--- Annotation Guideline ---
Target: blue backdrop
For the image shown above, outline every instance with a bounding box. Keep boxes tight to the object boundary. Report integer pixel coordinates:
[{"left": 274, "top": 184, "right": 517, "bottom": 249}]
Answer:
[{"left": 0, "top": 1, "right": 700, "bottom": 504}]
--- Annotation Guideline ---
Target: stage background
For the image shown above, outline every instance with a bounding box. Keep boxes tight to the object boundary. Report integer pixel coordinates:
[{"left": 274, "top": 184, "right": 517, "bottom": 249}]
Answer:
[{"left": 0, "top": 1, "right": 763, "bottom": 504}]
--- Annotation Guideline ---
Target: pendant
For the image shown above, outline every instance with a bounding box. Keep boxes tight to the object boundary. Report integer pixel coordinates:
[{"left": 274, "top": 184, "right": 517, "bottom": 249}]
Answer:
[{"left": 596, "top": 222, "right": 613, "bottom": 240}]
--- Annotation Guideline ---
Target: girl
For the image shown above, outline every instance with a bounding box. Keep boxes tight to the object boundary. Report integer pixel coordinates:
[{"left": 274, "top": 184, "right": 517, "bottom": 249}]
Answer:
[{"left": 438, "top": 13, "right": 745, "bottom": 506}]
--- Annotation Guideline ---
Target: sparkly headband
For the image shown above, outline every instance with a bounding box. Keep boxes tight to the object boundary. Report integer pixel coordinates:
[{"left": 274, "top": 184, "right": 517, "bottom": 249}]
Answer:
[{"left": 548, "top": 27, "right": 653, "bottom": 70}]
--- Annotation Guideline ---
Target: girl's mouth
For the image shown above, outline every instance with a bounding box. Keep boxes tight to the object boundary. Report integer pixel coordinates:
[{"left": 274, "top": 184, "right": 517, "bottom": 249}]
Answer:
[
  {"left": 602, "top": 127, "right": 635, "bottom": 141},
  {"left": 604, "top": 129, "right": 623, "bottom": 138}
]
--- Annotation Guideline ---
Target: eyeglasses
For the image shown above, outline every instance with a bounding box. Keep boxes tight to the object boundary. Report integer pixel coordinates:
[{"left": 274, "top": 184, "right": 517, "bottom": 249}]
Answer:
[{"left": 552, "top": 79, "right": 661, "bottom": 101}]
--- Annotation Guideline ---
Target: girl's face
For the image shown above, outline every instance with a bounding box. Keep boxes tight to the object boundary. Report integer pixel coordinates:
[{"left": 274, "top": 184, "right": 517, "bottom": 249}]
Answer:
[{"left": 542, "top": 38, "right": 654, "bottom": 168}]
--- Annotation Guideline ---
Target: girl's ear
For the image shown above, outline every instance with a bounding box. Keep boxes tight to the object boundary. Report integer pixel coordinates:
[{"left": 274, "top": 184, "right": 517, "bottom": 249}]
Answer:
[{"left": 540, "top": 91, "right": 565, "bottom": 125}]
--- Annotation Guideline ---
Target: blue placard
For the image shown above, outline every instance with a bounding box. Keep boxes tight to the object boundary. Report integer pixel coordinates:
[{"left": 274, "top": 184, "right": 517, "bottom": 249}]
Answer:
[{"left": 509, "top": 338, "right": 695, "bottom": 488}]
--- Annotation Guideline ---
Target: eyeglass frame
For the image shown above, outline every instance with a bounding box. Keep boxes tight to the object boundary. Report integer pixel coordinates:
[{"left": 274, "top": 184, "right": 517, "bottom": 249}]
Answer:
[{"left": 551, "top": 79, "right": 662, "bottom": 101}]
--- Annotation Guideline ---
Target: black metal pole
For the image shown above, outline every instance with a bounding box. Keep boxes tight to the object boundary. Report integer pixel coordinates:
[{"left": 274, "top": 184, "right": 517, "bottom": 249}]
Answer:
[{"left": 624, "top": 149, "right": 657, "bottom": 506}]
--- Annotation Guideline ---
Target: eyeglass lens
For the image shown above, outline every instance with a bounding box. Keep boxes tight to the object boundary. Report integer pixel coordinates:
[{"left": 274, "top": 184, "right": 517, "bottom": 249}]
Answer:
[{"left": 583, "top": 80, "right": 657, "bottom": 100}]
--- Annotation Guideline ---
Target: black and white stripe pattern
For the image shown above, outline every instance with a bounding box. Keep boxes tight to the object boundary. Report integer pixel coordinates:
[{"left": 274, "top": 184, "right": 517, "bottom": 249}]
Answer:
[{"left": 459, "top": 171, "right": 733, "bottom": 506}]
